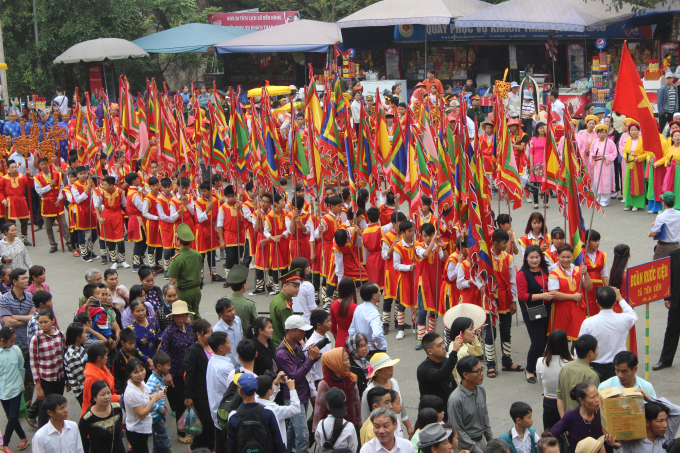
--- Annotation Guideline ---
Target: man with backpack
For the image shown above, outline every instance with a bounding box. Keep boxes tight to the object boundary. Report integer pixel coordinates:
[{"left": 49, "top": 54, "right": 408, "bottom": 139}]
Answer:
[{"left": 226, "top": 373, "right": 286, "bottom": 453}]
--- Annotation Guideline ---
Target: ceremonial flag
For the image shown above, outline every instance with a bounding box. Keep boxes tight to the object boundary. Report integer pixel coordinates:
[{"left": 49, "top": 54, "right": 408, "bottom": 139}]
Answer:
[
  {"left": 230, "top": 89, "right": 250, "bottom": 182},
  {"left": 208, "top": 102, "right": 229, "bottom": 175},
  {"left": 305, "top": 65, "right": 322, "bottom": 133},
  {"left": 612, "top": 41, "right": 664, "bottom": 160},
  {"left": 543, "top": 109, "right": 560, "bottom": 192},
  {"left": 559, "top": 120, "right": 587, "bottom": 266},
  {"left": 374, "top": 89, "right": 391, "bottom": 166},
  {"left": 389, "top": 113, "right": 408, "bottom": 198},
  {"left": 260, "top": 85, "right": 282, "bottom": 187},
  {"left": 158, "top": 96, "right": 178, "bottom": 175},
  {"left": 494, "top": 100, "right": 523, "bottom": 209},
  {"left": 357, "top": 102, "right": 375, "bottom": 187},
  {"left": 291, "top": 108, "right": 310, "bottom": 187}
]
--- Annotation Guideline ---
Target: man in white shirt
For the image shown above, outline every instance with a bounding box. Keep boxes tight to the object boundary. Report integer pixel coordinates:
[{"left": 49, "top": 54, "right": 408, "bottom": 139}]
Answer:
[
  {"left": 349, "top": 282, "right": 388, "bottom": 352},
  {"left": 304, "top": 309, "right": 333, "bottom": 384},
  {"left": 213, "top": 297, "right": 243, "bottom": 368},
  {"left": 255, "top": 375, "right": 301, "bottom": 447},
  {"left": 32, "top": 394, "right": 84, "bottom": 453},
  {"left": 351, "top": 91, "right": 362, "bottom": 127},
  {"left": 360, "top": 407, "right": 415, "bottom": 453},
  {"left": 549, "top": 89, "right": 565, "bottom": 126},
  {"left": 206, "top": 331, "right": 234, "bottom": 453},
  {"left": 649, "top": 192, "right": 680, "bottom": 259},
  {"left": 505, "top": 82, "right": 521, "bottom": 119},
  {"left": 578, "top": 286, "right": 638, "bottom": 380}
]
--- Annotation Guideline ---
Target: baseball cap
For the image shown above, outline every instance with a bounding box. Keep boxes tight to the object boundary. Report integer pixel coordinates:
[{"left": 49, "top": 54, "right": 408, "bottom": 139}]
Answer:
[
  {"left": 325, "top": 388, "right": 347, "bottom": 418},
  {"left": 234, "top": 373, "right": 258, "bottom": 396},
  {"left": 284, "top": 315, "right": 313, "bottom": 331}
]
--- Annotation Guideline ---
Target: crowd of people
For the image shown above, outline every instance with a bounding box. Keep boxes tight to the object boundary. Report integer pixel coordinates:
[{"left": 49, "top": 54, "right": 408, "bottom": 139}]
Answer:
[{"left": 0, "top": 72, "right": 680, "bottom": 453}]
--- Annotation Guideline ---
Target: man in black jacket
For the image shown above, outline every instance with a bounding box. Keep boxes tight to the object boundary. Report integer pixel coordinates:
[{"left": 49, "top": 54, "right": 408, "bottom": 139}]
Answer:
[
  {"left": 653, "top": 248, "right": 680, "bottom": 370},
  {"left": 416, "top": 333, "right": 463, "bottom": 420}
]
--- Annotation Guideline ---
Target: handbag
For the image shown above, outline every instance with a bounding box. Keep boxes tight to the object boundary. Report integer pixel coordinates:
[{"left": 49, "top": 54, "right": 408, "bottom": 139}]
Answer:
[{"left": 524, "top": 270, "right": 548, "bottom": 321}]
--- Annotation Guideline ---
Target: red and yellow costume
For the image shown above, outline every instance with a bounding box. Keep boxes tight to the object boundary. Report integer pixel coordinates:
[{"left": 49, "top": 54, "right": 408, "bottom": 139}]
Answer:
[
  {"left": 219, "top": 202, "right": 246, "bottom": 246},
  {"left": 156, "top": 193, "right": 176, "bottom": 249},
  {"left": 71, "top": 180, "right": 97, "bottom": 229},
  {"left": 459, "top": 259, "right": 482, "bottom": 306},
  {"left": 126, "top": 187, "right": 144, "bottom": 242},
  {"left": 143, "top": 192, "right": 162, "bottom": 248},
  {"left": 195, "top": 195, "right": 220, "bottom": 254},
  {"left": 480, "top": 133, "right": 496, "bottom": 176},
  {"left": 439, "top": 251, "right": 460, "bottom": 316},
  {"left": 511, "top": 130, "right": 528, "bottom": 174},
  {"left": 393, "top": 240, "right": 416, "bottom": 309},
  {"left": 517, "top": 233, "right": 551, "bottom": 252},
  {"left": 548, "top": 265, "right": 586, "bottom": 340},
  {"left": 490, "top": 250, "right": 513, "bottom": 314},
  {"left": 328, "top": 233, "right": 366, "bottom": 285},
  {"left": 242, "top": 193, "right": 257, "bottom": 256},
  {"left": 171, "top": 194, "right": 196, "bottom": 250},
  {"left": 34, "top": 170, "right": 65, "bottom": 217},
  {"left": 583, "top": 250, "right": 606, "bottom": 316},
  {"left": 415, "top": 242, "right": 441, "bottom": 314},
  {"left": 362, "top": 223, "right": 384, "bottom": 289},
  {"left": 62, "top": 184, "right": 77, "bottom": 233},
  {"left": 378, "top": 204, "right": 394, "bottom": 226},
  {"left": 0, "top": 173, "right": 33, "bottom": 220},
  {"left": 286, "top": 210, "right": 311, "bottom": 265},
  {"left": 320, "top": 213, "right": 342, "bottom": 279},
  {"left": 265, "top": 209, "right": 290, "bottom": 270},
  {"left": 381, "top": 229, "right": 399, "bottom": 300},
  {"left": 253, "top": 208, "right": 272, "bottom": 272},
  {"left": 99, "top": 188, "right": 126, "bottom": 242}
]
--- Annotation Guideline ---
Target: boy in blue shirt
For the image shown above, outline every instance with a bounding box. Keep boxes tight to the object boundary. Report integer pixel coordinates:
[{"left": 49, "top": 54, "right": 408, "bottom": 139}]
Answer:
[
  {"left": 499, "top": 402, "right": 541, "bottom": 453},
  {"left": 146, "top": 351, "right": 172, "bottom": 453}
]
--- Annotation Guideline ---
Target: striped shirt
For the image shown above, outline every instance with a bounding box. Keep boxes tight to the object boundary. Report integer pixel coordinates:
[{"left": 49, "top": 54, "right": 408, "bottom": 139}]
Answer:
[
  {"left": 0, "top": 289, "right": 34, "bottom": 349},
  {"left": 29, "top": 329, "right": 65, "bottom": 383},
  {"left": 63, "top": 345, "right": 87, "bottom": 397}
]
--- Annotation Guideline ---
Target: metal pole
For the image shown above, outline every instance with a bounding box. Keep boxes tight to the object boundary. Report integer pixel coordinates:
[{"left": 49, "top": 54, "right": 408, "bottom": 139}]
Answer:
[
  {"left": 0, "top": 17, "right": 10, "bottom": 113},
  {"left": 645, "top": 303, "right": 650, "bottom": 380}
]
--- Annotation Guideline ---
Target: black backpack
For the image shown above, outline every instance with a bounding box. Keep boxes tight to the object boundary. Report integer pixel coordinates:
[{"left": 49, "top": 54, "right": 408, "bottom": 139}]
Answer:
[
  {"left": 216, "top": 381, "right": 243, "bottom": 430},
  {"left": 236, "top": 404, "right": 273, "bottom": 453},
  {"left": 319, "top": 419, "right": 352, "bottom": 453}
]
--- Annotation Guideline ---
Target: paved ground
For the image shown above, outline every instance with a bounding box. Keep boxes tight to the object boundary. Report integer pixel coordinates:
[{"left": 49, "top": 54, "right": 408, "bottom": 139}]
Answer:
[{"left": 3, "top": 193, "right": 679, "bottom": 451}]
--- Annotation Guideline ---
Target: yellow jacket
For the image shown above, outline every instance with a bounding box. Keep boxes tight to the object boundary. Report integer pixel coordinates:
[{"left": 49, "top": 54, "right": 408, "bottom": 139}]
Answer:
[{"left": 623, "top": 136, "right": 652, "bottom": 163}]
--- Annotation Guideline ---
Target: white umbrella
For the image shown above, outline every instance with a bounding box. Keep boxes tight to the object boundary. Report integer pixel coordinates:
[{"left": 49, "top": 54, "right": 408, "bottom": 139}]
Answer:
[
  {"left": 216, "top": 20, "right": 341, "bottom": 54},
  {"left": 455, "top": 0, "right": 638, "bottom": 32},
  {"left": 337, "top": 0, "right": 490, "bottom": 28},
  {"left": 53, "top": 38, "right": 149, "bottom": 64}
]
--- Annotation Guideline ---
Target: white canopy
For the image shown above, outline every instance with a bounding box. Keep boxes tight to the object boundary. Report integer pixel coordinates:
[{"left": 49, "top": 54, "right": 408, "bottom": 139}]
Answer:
[
  {"left": 53, "top": 38, "right": 149, "bottom": 64},
  {"left": 337, "top": 0, "right": 490, "bottom": 28},
  {"left": 216, "top": 19, "right": 341, "bottom": 54},
  {"left": 455, "top": 0, "right": 638, "bottom": 32}
]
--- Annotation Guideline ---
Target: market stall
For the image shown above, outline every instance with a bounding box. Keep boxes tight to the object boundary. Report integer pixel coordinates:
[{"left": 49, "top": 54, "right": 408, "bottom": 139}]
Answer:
[{"left": 215, "top": 19, "right": 342, "bottom": 87}]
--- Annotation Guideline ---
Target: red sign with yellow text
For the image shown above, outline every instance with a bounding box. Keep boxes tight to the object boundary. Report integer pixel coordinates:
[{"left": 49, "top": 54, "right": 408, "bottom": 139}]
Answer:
[{"left": 626, "top": 257, "right": 671, "bottom": 307}]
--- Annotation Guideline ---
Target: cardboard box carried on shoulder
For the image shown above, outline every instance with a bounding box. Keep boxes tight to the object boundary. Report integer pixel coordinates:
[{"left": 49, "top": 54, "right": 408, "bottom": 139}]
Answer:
[{"left": 599, "top": 387, "right": 647, "bottom": 440}]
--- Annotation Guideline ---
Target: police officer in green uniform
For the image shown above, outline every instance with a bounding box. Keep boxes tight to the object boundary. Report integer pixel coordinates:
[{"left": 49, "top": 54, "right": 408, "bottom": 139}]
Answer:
[
  {"left": 269, "top": 269, "right": 301, "bottom": 347},
  {"left": 467, "top": 93, "right": 486, "bottom": 129},
  {"left": 168, "top": 224, "right": 204, "bottom": 319},
  {"left": 225, "top": 264, "right": 258, "bottom": 327}
]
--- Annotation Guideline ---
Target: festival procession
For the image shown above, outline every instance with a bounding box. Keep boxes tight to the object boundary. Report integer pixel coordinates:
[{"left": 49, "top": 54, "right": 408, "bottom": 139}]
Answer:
[{"left": 2, "top": 2, "right": 680, "bottom": 453}]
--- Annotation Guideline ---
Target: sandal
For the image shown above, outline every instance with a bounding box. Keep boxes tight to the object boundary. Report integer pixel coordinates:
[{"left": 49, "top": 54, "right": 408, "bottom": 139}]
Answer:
[
  {"left": 533, "top": 204, "right": 539, "bottom": 210},
  {"left": 17, "top": 439, "right": 29, "bottom": 451},
  {"left": 487, "top": 367, "right": 497, "bottom": 378},
  {"left": 26, "top": 419, "right": 38, "bottom": 429},
  {"left": 178, "top": 435, "right": 193, "bottom": 444},
  {"left": 503, "top": 364, "right": 525, "bottom": 372}
]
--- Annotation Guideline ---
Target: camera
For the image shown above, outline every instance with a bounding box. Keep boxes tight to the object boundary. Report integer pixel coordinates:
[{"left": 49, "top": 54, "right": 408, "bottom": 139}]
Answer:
[{"left": 315, "top": 336, "right": 331, "bottom": 350}]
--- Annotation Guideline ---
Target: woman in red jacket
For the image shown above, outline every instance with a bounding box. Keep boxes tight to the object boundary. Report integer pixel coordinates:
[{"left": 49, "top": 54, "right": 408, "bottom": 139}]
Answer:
[{"left": 330, "top": 277, "right": 358, "bottom": 348}]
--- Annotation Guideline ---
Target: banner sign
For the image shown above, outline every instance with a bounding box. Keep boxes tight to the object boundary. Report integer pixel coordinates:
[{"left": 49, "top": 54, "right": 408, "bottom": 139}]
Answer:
[
  {"left": 395, "top": 21, "right": 655, "bottom": 42},
  {"left": 89, "top": 66, "right": 104, "bottom": 99},
  {"left": 209, "top": 11, "right": 299, "bottom": 30},
  {"left": 627, "top": 257, "right": 671, "bottom": 307}
]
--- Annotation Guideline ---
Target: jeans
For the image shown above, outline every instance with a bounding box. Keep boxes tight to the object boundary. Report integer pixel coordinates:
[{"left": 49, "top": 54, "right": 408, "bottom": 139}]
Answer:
[
  {"left": 38, "top": 378, "right": 66, "bottom": 427},
  {"left": 285, "top": 400, "right": 309, "bottom": 453},
  {"left": 417, "top": 289, "right": 435, "bottom": 325},
  {"left": 484, "top": 312, "right": 513, "bottom": 369},
  {"left": 520, "top": 301, "right": 550, "bottom": 373},
  {"left": 1, "top": 393, "right": 26, "bottom": 445},
  {"left": 543, "top": 397, "right": 560, "bottom": 431},
  {"left": 77, "top": 228, "right": 98, "bottom": 245},
  {"left": 152, "top": 419, "right": 172, "bottom": 453},
  {"left": 20, "top": 349, "right": 36, "bottom": 418},
  {"left": 127, "top": 430, "right": 150, "bottom": 453}
]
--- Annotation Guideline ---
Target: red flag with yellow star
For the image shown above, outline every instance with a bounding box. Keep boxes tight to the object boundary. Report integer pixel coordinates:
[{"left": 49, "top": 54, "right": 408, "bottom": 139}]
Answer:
[{"left": 612, "top": 40, "right": 664, "bottom": 160}]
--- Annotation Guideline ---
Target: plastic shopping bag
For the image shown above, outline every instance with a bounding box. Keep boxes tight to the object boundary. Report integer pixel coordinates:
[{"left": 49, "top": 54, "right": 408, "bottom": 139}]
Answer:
[{"left": 179, "top": 407, "right": 203, "bottom": 436}]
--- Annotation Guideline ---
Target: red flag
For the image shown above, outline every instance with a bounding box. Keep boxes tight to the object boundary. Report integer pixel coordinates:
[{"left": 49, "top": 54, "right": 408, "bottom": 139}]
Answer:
[{"left": 612, "top": 41, "right": 664, "bottom": 160}]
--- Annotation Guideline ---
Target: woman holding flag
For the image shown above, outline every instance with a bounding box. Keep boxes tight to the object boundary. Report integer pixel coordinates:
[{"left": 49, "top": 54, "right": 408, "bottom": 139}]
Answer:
[
  {"left": 622, "top": 120, "right": 651, "bottom": 212},
  {"left": 589, "top": 124, "right": 618, "bottom": 207},
  {"left": 659, "top": 129, "right": 680, "bottom": 201}
]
